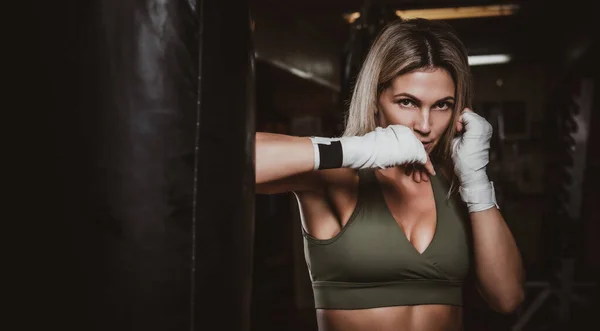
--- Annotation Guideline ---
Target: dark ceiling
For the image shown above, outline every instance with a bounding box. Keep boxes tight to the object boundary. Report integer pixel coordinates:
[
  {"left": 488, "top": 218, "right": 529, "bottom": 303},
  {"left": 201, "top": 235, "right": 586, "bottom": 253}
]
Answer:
[{"left": 251, "top": 0, "right": 597, "bottom": 65}]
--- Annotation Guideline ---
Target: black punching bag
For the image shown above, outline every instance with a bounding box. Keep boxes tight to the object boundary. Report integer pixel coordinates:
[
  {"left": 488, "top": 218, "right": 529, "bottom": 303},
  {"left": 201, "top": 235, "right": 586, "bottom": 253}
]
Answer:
[{"left": 44, "top": 0, "right": 255, "bottom": 330}]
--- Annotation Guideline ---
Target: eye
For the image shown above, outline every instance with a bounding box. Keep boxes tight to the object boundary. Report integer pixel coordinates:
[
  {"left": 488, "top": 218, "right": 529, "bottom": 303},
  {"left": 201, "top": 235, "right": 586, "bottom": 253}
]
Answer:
[
  {"left": 434, "top": 101, "right": 453, "bottom": 110},
  {"left": 396, "top": 99, "right": 415, "bottom": 108}
]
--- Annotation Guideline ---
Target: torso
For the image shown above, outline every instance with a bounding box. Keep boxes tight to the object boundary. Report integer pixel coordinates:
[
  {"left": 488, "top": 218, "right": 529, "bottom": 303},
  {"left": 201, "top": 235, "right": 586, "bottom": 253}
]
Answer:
[
  {"left": 294, "top": 166, "right": 468, "bottom": 331},
  {"left": 316, "top": 305, "right": 463, "bottom": 331}
]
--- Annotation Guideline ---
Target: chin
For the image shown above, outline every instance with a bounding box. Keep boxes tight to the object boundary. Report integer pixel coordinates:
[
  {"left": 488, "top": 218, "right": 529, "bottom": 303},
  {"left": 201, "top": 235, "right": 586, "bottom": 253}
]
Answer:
[{"left": 423, "top": 142, "right": 435, "bottom": 153}]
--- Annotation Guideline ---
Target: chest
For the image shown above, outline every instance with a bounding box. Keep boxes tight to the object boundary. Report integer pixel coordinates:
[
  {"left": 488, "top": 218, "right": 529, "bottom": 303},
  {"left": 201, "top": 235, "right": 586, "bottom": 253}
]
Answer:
[
  {"left": 305, "top": 176, "right": 472, "bottom": 283},
  {"left": 378, "top": 182, "right": 438, "bottom": 248}
]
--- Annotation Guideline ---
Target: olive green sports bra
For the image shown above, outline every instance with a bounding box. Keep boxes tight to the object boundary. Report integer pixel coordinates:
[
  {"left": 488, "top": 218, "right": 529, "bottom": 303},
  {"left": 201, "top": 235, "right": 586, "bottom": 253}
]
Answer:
[{"left": 302, "top": 168, "right": 472, "bottom": 309}]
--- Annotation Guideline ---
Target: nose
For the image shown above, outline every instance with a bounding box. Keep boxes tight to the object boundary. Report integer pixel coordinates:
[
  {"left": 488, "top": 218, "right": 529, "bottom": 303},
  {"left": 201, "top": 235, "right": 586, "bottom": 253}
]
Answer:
[{"left": 414, "top": 109, "right": 431, "bottom": 136}]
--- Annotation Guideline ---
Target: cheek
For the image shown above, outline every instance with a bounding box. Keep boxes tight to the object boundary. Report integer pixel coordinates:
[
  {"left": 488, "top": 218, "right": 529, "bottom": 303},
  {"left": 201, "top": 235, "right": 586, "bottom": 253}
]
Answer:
[
  {"left": 431, "top": 111, "right": 453, "bottom": 135},
  {"left": 379, "top": 106, "right": 415, "bottom": 127}
]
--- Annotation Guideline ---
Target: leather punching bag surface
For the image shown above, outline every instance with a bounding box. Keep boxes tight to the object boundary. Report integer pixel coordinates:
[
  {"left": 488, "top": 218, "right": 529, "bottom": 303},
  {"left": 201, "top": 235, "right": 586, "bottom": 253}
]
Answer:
[
  {"left": 194, "top": 0, "right": 255, "bottom": 329},
  {"left": 45, "top": 0, "right": 255, "bottom": 330}
]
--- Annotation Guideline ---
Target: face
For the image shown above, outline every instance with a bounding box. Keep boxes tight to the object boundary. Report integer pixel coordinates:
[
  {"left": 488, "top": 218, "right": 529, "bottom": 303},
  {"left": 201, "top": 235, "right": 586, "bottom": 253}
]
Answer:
[{"left": 377, "top": 67, "right": 455, "bottom": 153}]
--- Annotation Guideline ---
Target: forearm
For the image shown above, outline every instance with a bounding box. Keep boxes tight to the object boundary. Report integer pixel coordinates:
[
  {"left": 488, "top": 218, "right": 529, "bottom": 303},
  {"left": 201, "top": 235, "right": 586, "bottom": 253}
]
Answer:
[
  {"left": 470, "top": 207, "right": 525, "bottom": 313},
  {"left": 255, "top": 132, "right": 314, "bottom": 184},
  {"left": 452, "top": 110, "right": 525, "bottom": 312},
  {"left": 256, "top": 125, "right": 430, "bottom": 185}
]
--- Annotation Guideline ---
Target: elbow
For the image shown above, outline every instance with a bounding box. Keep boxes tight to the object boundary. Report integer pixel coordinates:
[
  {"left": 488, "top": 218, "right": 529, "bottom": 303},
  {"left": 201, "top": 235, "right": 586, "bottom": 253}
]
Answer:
[{"left": 490, "top": 289, "right": 525, "bottom": 314}]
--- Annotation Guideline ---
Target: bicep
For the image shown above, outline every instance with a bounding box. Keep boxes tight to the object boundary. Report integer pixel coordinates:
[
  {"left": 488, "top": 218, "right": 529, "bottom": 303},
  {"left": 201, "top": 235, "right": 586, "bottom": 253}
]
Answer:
[
  {"left": 256, "top": 171, "right": 324, "bottom": 195},
  {"left": 255, "top": 168, "right": 357, "bottom": 195}
]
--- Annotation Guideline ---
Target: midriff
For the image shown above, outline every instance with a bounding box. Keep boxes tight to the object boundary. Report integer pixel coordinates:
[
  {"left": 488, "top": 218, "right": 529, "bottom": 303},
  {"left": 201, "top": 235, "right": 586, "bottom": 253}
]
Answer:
[{"left": 316, "top": 305, "right": 463, "bottom": 331}]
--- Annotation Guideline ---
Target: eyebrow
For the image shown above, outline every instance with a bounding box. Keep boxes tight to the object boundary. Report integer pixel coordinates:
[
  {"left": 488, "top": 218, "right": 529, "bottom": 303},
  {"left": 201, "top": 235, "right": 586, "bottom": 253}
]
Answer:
[{"left": 392, "top": 93, "right": 455, "bottom": 104}]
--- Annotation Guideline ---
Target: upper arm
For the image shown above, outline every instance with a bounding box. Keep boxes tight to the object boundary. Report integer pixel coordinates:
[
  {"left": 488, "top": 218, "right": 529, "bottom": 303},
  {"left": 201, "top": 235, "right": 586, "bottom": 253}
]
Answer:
[
  {"left": 256, "top": 168, "right": 357, "bottom": 195},
  {"left": 256, "top": 171, "right": 324, "bottom": 195}
]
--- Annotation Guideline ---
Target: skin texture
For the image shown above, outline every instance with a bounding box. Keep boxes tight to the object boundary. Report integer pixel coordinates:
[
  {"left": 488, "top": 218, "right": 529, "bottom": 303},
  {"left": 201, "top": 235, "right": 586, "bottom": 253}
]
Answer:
[
  {"left": 376, "top": 68, "right": 456, "bottom": 152},
  {"left": 255, "top": 67, "right": 524, "bottom": 331},
  {"left": 377, "top": 67, "right": 462, "bottom": 184}
]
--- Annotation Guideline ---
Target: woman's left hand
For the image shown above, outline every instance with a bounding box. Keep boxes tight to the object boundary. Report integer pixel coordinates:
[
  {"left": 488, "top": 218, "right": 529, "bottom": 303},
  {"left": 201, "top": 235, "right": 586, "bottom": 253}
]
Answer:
[
  {"left": 408, "top": 108, "right": 493, "bottom": 187},
  {"left": 451, "top": 108, "right": 498, "bottom": 213},
  {"left": 451, "top": 108, "right": 492, "bottom": 184}
]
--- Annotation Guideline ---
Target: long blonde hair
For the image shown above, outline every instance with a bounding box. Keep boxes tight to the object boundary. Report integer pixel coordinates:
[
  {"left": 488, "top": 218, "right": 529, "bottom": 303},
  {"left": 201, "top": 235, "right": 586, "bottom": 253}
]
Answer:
[{"left": 343, "top": 18, "right": 473, "bottom": 168}]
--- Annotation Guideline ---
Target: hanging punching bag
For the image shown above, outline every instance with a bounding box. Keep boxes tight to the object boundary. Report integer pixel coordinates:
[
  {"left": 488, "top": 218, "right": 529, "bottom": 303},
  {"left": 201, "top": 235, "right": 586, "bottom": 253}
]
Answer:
[{"left": 44, "top": 0, "right": 255, "bottom": 330}]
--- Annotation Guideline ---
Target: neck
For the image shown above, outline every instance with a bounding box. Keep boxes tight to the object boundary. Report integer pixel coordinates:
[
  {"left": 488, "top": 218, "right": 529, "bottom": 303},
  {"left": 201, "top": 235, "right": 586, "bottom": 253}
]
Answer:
[{"left": 377, "top": 166, "right": 430, "bottom": 192}]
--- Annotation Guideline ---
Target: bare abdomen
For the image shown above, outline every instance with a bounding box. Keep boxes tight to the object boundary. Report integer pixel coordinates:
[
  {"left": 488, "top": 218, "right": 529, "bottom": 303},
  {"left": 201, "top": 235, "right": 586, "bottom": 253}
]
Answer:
[{"left": 316, "top": 305, "right": 463, "bottom": 331}]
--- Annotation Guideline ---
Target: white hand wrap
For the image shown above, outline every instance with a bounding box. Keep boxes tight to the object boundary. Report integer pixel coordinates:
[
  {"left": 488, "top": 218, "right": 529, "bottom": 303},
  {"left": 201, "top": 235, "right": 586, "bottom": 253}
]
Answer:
[
  {"left": 310, "top": 125, "right": 428, "bottom": 170},
  {"left": 451, "top": 112, "right": 499, "bottom": 213}
]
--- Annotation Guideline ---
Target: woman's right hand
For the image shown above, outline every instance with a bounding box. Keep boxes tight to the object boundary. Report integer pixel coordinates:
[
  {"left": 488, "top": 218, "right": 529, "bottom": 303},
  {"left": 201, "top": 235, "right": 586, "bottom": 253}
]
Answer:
[
  {"left": 255, "top": 125, "right": 434, "bottom": 193},
  {"left": 340, "top": 124, "right": 435, "bottom": 175}
]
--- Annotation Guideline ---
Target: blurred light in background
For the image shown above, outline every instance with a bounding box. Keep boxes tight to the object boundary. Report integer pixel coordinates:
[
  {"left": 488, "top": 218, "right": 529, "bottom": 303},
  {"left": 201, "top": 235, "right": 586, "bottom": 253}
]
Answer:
[
  {"left": 343, "top": 4, "right": 519, "bottom": 23},
  {"left": 396, "top": 4, "right": 519, "bottom": 20},
  {"left": 468, "top": 54, "right": 512, "bottom": 66},
  {"left": 343, "top": 12, "right": 361, "bottom": 24}
]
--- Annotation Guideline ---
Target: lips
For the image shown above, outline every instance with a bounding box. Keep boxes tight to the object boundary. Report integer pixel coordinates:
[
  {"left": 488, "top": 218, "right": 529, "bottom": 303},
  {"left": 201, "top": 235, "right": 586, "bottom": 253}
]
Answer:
[{"left": 421, "top": 141, "right": 433, "bottom": 151}]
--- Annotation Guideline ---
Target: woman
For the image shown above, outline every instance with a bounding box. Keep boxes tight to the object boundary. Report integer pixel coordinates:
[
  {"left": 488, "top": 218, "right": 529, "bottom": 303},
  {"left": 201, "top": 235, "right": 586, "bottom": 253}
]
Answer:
[{"left": 256, "top": 18, "right": 524, "bottom": 331}]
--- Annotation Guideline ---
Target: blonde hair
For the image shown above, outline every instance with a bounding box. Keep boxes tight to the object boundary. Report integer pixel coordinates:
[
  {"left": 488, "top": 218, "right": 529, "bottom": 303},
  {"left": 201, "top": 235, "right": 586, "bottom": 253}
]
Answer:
[{"left": 343, "top": 18, "right": 473, "bottom": 167}]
